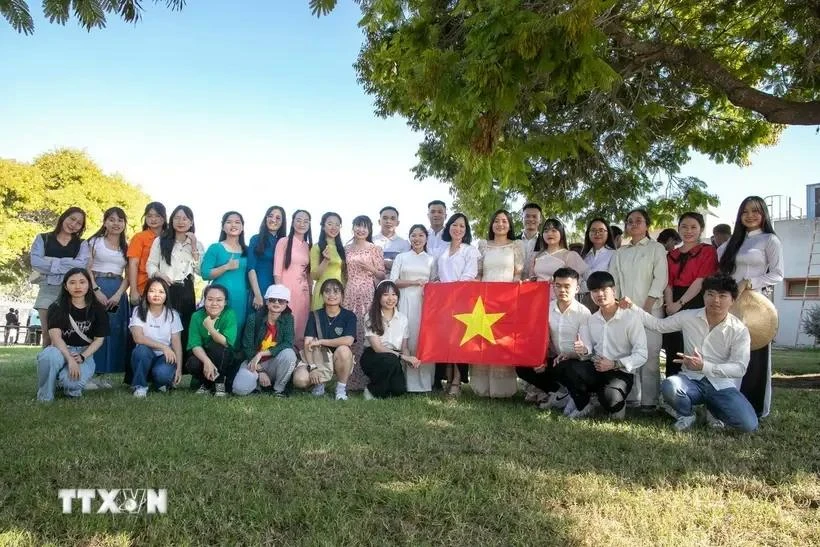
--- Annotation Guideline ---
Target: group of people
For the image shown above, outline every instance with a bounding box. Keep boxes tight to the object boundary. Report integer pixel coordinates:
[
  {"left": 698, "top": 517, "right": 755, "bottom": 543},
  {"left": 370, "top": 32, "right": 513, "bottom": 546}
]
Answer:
[{"left": 29, "top": 195, "right": 784, "bottom": 433}]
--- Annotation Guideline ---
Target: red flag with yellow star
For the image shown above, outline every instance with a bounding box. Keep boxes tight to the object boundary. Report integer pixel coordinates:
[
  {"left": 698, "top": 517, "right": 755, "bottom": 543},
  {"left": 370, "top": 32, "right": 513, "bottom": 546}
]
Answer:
[{"left": 416, "top": 281, "right": 549, "bottom": 366}]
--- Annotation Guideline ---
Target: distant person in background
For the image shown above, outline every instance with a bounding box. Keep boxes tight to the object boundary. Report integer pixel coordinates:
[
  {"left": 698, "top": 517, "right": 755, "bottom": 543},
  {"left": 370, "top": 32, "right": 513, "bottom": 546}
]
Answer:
[
  {"left": 4, "top": 308, "right": 19, "bottom": 345},
  {"left": 35, "top": 268, "right": 109, "bottom": 402},
  {"left": 657, "top": 229, "right": 682, "bottom": 252},
  {"left": 83, "top": 207, "right": 130, "bottom": 389},
  {"left": 610, "top": 225, "right": 624, "bottom": 249},
  {"left": 274, "top": 209, "right": 312, "bottom": 349},
  {"left": 147, "top": 205, "right": 204, "bottom": 355},
  {"left": 310, "top": 212, "right": 346, "bottom": 310},
  {"left": 717, "top": 196, "right": 784, "bottom": 418},
  {"left": 27, "top": 309, "right": 42, "bottom": 345},
  {"left": 519, "top": 202, "right": 543, "bottom": 279},
  {"left": 201, "top": 211, "right": 249, "bottom": 329},
  {"left": 129, "top": 277, "right": 184, "bottom": 398},
  {"left": 712, "top": 223, "right": 732, "bottom": 248},
  {"left": 30, "top": 206, "right": 89, "bottom": 347},
  {"left": 373, "top": 206, "right": 411, "bottom": 275},
  {"left": 426, "top": 200, "right": 448, "bottom": 257},
  {"left": 247, "top": 206, "right": 286, "bottom": 313},
  {"left": 568, "top": 242, "right": 584, "bottom": 255},
  {"left": 127, "top": 202, "right": 167, "bottom": 306}
]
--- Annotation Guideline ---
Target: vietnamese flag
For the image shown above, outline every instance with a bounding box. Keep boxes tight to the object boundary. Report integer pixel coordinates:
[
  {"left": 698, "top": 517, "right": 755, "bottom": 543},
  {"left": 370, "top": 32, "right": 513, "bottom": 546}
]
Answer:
[{"left": 416, "top": 281, "right": 549, "bottom": 366}]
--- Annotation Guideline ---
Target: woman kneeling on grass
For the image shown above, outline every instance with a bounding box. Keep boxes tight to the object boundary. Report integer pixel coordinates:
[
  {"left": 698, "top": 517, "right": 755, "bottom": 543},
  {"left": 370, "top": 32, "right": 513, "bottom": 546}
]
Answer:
[
  {"left": 232, "top": 284, "right": 298, "bottom": 397},
  {"left": 361, "top": 280, "right": 419, "bottom": 399},
  {"left": 185, "top": 284, "right": 238, "bottom": 396},
  {"left": 36, "top": 268, "right": 109, "bottom": 401},
  {"left": 129, "top": 277, "right": 184, "bottom": 398},
  {"left": 292, "top": 278, "right": 356, "bottom": 400}
]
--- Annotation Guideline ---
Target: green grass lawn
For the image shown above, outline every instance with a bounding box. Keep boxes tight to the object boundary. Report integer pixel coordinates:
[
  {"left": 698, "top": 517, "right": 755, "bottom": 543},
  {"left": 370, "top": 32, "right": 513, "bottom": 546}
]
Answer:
[{"left": 1, "top": 347, "right": 819, "bottom": 546}]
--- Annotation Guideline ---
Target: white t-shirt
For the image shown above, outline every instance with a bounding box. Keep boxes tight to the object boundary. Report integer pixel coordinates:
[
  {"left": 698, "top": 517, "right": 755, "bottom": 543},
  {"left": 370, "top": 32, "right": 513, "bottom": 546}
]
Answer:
[
  {"left": 84, "top": 237, "right": 127, "bottom": 274},
  {"left": 129, "top": 308, "right": 184, "bottom": 355},
  {"left": 364, "top": 310, "right": 409, "bottom": 351}
]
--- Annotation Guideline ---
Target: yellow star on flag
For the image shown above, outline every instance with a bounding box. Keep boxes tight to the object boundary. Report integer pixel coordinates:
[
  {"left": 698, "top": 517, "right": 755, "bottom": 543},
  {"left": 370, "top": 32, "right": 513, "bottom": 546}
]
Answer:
[{"left": 453, "top": 297, "right": 506, "bottom": 346}]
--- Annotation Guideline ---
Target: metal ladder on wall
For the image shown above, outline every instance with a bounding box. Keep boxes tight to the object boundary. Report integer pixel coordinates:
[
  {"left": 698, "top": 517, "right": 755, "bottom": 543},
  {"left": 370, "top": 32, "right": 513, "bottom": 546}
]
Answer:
[{"left": 795, "top": 217, "right": 820, "bottom": 345}]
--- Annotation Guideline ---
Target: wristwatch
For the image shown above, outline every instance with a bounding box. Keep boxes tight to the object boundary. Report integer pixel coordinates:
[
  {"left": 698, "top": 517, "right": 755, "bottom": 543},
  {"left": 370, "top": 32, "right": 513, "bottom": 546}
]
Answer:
[{"left": 92, "top": 286, "right": 101, "bottom": 292}]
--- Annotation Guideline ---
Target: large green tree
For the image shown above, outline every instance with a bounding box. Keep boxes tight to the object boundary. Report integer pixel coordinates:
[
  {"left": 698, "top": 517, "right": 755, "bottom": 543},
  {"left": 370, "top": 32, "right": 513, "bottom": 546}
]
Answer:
[
  {"left": 306, "top": 0, "right": 819, "bottom": 228},
  {"left": 0, "top": 149, "right": 151, "bottom": 295}
]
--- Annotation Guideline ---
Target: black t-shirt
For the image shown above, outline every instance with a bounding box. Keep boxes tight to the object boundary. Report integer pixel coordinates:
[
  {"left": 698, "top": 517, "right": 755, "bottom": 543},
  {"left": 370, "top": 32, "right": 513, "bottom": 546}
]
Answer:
[
  {"left": 5, "top": 312, "right": 16, "bottom": 326},
  {"left": 304, "top": 308, "right": 357, "bottom": 341},
  {"left": 47, "top": 301, "right": 109, "bottom": 346},
  {"left": 41, "top": 232, "right": 83, "bottom": 259}
]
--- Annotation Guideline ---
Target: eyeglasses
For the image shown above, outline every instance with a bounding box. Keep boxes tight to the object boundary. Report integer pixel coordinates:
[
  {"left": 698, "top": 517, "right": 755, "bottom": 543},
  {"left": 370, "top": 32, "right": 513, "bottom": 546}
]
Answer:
[
  {"left": 589, "top": 229, "right": 608, "bottom": 235},
  {"left": 267, "top": 298, "right": 287, "bottom": 305}
]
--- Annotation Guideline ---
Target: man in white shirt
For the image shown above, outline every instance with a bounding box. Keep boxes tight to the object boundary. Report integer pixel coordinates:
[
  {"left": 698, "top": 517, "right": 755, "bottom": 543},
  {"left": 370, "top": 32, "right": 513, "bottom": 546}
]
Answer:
[
  {"left": 622, "top": 273, "right": 758, "bottom": 433},
  {"left": 373, "top": 206, "right": 411, "bottom": 275},
  {"left": 515, "top": 267, "right": 591, "bottom": 406},
  {"left": 562, "top": 271, "right": 647, "bottom": 420},
  {"left": 519, "top": 202, "right": 542, "bottom": 280},
  {"left": 426, "top": 200, "right": 448, "bottom": 257}
]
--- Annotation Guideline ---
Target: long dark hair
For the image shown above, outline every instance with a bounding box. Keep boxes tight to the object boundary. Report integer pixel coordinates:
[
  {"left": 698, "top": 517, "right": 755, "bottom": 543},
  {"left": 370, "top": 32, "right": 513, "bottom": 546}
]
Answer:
[
  {"left": 56, "top": 268, "right": 98, "bottom": 314},
  {"left": 534, "top": 218, "right": 568, "bottom": 252},
  {"left": 52, "top": 207, "right": 87, "bottom": 239},
  {"left": 318, "top": 212, "right": 347, "bottom": 281},
  {"left": 218, "top": 211, "right": 248, "bottom": 257},
  {"left": 352, "top": 215, "right": 374, "bottom": 243},
  {"left": 487, "top": 209, "right": 516, "bottom": 241},
  {"left": 719, "top": 196, "right": 776, "bottom": 275},
  {"left": 255, "top": 206, "right": 287, "bottom": 258},
  {"left": 581, "top": 217, "right": 615, "bottom": 257},
  {"left": 137, "top": 277, "right": 173, "bottom": 322},
  {"left": 284, "top": 210, "right": 313, "bottom": 270},
  {"left": 87, "top": 207, "right": 128, "bottom": 257},
  {"left": 368, "top": 280, "right": 400, "bottom": 336},
  {"left": 141, "top": 202, "right": 167, "bottom": 231},
  {"left": 160, "top": 205, "right": 196, "bottom": 265}
]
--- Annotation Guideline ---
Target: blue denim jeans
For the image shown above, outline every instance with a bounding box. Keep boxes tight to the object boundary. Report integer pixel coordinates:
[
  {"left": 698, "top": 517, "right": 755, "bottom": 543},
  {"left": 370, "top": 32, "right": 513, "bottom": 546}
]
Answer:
[
  {"left": 131, "top": 344, "right": 177, "bottom": 389},
  {"left": 36, "top": 345, "right": 96, "bottom": 401},
  {"left": 661, "top": 374, "right": 758, "bottom": 433}
]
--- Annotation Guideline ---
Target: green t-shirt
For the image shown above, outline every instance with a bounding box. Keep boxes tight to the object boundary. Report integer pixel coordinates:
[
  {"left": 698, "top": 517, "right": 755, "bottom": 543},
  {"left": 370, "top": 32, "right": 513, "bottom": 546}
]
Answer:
[{"left": 186, "top": 308, "right": 239, "bottom": 351}]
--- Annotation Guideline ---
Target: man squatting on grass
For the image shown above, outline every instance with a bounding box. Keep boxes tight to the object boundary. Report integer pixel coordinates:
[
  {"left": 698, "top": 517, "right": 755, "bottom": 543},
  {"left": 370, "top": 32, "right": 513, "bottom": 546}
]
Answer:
[
  {"left": 621, "top": 273, "right": 758, "bottom": 433},
  {"left": 515, "top": 267, "right": 592, "bottom": 411},
  {"left": 560, "top": 271, "right": 648, "bottom": 420}
]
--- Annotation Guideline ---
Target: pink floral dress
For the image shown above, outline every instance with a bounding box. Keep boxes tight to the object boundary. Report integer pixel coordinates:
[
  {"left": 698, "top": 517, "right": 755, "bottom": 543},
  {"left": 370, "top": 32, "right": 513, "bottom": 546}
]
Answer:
[{"left": 343, "top": 242, "right": 385, "bottom": 390}]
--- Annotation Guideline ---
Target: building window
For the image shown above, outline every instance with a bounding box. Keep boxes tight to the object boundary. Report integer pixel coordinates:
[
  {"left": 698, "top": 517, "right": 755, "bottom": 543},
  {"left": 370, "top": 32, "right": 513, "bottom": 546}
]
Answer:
[{"left": 785, "top": 278, "right": 820, "bottom": 299}]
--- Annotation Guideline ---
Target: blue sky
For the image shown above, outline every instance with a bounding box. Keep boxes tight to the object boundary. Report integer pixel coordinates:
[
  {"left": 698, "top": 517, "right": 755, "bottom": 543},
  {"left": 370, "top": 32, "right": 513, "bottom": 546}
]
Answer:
[{"left": 2, "top": 1, "right": 818, "bottom": 244}]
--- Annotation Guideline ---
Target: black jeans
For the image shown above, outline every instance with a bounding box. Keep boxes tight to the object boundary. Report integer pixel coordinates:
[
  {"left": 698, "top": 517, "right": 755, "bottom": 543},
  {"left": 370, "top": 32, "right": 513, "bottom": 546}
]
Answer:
[
  {"left": 185, "top": 342, "right": 236, "bottom": 391},
  {"left": 662, "top": 286, "right": 704, "bottom": 377},
  {"left": 515, "top": 358, "right": 578, "bottom": 394},
  {"left": 562, "top": 360, "right": 634, "bottom": 413},
  {"left": 169, "top": 276, "right": 196, "bottom": 356},
  {"left": 741, "top": 344, "right": 769, "bottom": 417}
]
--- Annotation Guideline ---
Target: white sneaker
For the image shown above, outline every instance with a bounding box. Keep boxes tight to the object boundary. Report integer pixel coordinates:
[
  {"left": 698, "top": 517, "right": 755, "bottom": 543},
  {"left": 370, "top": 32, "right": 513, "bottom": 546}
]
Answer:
[
  {"left": 547, "top": 388, "right": 570, "bottom": 409},
  {"left": 158, "top": 385, "right": 168, "bottom": 393},
  {"left": 335, "top": 391, "right": 348, "bottom": 401},
  {"left": 673, "top": 414, "right": 697, "bottom": 431},
  {"left": 195, "top": 385, "right": 210, "bottom": 395},
  {"left": 569, "top": 403, "right": 593, "bottom": 420},
  {"left": 95, "top": 377, "right": 113, "bottom": 389},
  {"left": 311, "top": 384, "right": 326, "bottom": 397},
  {"left": 563, "top": 397, "right": 577, "bottom": 416},
  {"left": 133, "top": 387, "right": 148, "bottom": 398},
  {"left": 84, "top": 379, "right": 99, "bottom": 391},
  {"left": 706, "top": 410, "right": 725, "bottom": 429},
  {"left": 363, "top": 388, "right": 375, "bottom": 401}
]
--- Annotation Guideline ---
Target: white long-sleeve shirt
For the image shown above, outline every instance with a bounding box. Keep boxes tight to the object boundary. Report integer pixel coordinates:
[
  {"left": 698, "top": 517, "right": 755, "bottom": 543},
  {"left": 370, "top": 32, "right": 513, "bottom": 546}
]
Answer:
[
  {"left": 435, "top": 243, "right": 480, "bottom": 282},
  {"left": 609, "top": 237, "right": 668, "bottom": 310},
  {"left": 637, "top": 308, "right": 750, "bottom": 390},
  {"left": 587, "top": 307, "right": 647, "bottom": 373},
  {"left": 549, "top": 299, "right": 592, "bottom": 356},
  {"left": 717, "top": 230, "right": 784, "bottom": 291}
]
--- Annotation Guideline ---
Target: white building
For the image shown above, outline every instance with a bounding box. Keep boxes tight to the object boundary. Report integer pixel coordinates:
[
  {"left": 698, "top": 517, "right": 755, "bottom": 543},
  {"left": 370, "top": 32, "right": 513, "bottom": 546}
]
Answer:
[{"left": 769, "top": 185, "right": 820, "bottom": 347}]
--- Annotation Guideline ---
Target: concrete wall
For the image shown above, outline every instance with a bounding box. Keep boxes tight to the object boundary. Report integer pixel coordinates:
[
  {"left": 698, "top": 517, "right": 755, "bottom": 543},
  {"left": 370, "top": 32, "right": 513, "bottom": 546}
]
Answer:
[{"left": 771, "top": 219, "right": 818, "bottom": 347}]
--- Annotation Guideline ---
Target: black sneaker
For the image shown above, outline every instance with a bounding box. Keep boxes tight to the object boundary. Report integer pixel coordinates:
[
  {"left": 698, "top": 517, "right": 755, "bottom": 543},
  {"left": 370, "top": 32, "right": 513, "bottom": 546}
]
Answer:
[{"left": 214, "top": 382, "right": 227, "bottom": 397}]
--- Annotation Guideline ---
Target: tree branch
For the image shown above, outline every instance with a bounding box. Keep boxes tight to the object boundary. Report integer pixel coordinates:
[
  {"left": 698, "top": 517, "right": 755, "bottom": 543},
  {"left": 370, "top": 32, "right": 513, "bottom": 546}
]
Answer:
[{"left": 606, "top": 22, "right": 820, "bottom": 125}]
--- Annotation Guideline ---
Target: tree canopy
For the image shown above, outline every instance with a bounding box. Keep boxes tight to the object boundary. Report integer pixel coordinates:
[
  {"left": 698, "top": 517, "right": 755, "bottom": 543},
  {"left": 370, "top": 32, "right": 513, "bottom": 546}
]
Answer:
[
  {"left": 1, "top": 0, "right": 184, "bottom": 34},
  {"left": 0, "top": 149, "right": 151, "bottom": 294},
  {"left": 307, "top": 0, "right": 819, "bottom": 229}
]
